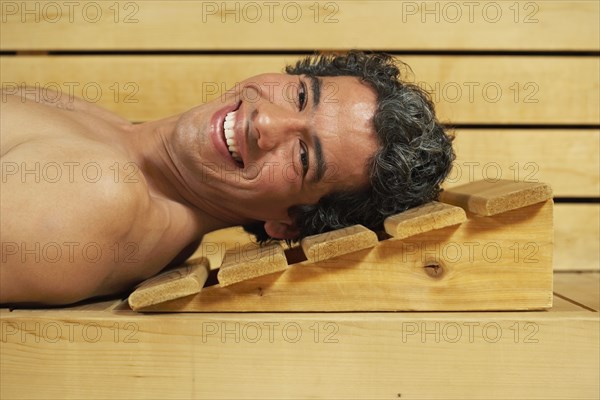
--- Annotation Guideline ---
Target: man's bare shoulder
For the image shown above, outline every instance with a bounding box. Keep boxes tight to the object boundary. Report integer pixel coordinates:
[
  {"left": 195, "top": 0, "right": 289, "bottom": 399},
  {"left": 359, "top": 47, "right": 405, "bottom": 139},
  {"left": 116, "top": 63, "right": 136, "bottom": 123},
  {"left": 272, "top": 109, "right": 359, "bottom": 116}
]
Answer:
[
  {"left": 1, "top": 87, "right": 130, "bottom": 126},
  {"left": 1, "top": 90, "right": 132, "bottom": 156},
  {"left": 0, "top": 91, "right": 203, "bottom": 305},
  {"left": 1, "top": 139, "right": 152, "bottom": 302}
]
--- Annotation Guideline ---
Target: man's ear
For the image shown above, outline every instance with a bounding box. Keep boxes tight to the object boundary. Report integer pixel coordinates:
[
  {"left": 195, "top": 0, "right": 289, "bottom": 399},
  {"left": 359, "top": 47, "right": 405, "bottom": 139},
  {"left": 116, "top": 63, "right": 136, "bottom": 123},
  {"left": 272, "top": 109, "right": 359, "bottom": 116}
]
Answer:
[{"left": 263, "top": 220, "right": 299, "bottom": 240}]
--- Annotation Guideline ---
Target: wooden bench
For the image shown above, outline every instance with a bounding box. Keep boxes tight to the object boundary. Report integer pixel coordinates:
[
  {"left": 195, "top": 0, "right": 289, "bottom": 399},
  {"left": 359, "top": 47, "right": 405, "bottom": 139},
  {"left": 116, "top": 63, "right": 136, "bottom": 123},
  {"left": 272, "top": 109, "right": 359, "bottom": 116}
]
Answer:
[
  {"left": 1, "top": 272, "right": 597, "bottom": 399},
  {"left": 1, "top": 1, "right": 598, "bottom": 398}
]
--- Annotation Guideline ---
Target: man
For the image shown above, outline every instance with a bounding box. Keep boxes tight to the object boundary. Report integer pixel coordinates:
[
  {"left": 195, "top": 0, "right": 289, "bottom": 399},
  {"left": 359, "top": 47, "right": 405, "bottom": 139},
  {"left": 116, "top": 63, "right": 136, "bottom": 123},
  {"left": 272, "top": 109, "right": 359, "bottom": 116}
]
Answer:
[{"left": 0, "top": 51, "right": 454, "bottom": 305}]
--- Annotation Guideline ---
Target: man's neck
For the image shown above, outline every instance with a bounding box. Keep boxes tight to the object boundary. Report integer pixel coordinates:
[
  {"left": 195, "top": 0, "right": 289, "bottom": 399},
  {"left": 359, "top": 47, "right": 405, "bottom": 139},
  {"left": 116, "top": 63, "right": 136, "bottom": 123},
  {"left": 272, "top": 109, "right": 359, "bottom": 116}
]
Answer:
[{"left": 124, "top": 116, "right": 241, "bottom": 235}]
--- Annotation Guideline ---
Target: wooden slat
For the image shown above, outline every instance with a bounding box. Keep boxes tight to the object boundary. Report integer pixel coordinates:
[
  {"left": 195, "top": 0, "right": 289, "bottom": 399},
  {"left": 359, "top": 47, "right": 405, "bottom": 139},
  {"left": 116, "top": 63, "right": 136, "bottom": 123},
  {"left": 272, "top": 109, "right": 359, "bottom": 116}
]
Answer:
[
  {"left": 193, "top": 226, "right": 259, "bottom": 270},
  {"left": 440, "top": 180, "right": 553, "bottom": 216},
  {"left": 301, "top": 224, "right": 378, "bottom": 263},
  {"left": 1, "top": 1, "right": 598, "bottom": 51},
  {"left": 217, "top": 243, "right": 288, "bottom": 287},
  {"left": 1, "top": 56, "right": 598, "bottom": 124},
  {"left": 554, "top": 204, "right": 600, "bottom": 271},
  {"left": 1, "top": 307, "right": 597, "bottom": 399},
  {"left": 128, "top": 258, "right": 210, "bottom": 310},
  {"left": 384, "top": 201, "right": 466, "bottom": 239},
  {"left": 448, "top": 129, "right": 600, "bottom": 197},
  {"left": 554, "top": 272, "right": 600, "bottom": 311}
]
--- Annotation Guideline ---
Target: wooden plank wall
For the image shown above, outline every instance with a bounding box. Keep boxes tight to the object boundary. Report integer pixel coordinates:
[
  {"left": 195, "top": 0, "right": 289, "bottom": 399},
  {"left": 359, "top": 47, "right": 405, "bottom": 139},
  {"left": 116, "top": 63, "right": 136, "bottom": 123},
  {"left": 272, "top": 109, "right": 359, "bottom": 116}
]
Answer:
[{"left": 1, "top": 0, "right": 599, "bottom": 272}]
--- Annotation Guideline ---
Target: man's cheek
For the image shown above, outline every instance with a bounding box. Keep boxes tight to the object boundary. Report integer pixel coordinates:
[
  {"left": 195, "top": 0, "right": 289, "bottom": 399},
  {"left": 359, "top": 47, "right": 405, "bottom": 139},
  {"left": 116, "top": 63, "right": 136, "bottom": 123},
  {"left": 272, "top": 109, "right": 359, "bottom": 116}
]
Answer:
[
  {"left": 247, "top": 161, "right": 301, "bottom": 186},
  {"left": 286, "top": 162, "right": 304, "bottom": 184}
]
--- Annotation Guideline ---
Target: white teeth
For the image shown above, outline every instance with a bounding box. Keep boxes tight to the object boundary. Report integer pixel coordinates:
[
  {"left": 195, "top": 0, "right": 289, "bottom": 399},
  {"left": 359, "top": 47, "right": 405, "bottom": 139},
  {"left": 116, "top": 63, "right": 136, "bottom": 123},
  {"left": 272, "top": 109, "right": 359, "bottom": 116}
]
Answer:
[
  {"left": 223, "top": 110, "right": 241, "bottom": 163},
  {"left": 225, "top": 110, "right": 236, "bottom": 123}
]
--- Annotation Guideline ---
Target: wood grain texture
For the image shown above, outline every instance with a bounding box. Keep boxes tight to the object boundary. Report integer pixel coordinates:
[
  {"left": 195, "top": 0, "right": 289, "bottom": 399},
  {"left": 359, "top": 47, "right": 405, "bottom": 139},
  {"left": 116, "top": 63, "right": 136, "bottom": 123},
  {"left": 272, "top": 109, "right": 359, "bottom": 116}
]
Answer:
[
  {"left": 1, "top": 56, "right": 598, "bottom": 124},
  {"left": 301, "top": 224, "right": 378, "bottom": 263},
  {"left": 127, "top": 258, "right": 209, "bottom": 310},
  {"left": 447, "top": 129, "right": 600, "bottom": 198},
  {"left": 1, "top": 1, "right": 597, "bottom": 51},
  {"left": 2, "top": 297, "right": 598, "bottom": 399},
  {"left": 551, "top": 292, "right": 588, "bottom": 311},
  {"left": 217, "top": 243, "right": 288, "bottom": 287},
  {"left": 554, "top": 204, "right": 600, "bottom": 271},
  {"left": 440, "top": 180, "right": 553, "bottom": 216},
  {"left": 141, "top": 200, "right": 553, "bottom": 312},
  {"left": 554, "top": 272, "right": 600, "bottom": 311},
  {"left": 384, "top": 201, "right": 467, "bottom": 239}
]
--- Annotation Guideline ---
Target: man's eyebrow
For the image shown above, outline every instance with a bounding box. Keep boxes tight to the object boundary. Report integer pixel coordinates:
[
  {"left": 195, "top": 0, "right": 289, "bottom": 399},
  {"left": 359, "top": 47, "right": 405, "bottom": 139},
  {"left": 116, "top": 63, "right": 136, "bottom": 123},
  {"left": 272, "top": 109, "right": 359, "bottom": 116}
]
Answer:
[
  {"left": 312, "top": 134, "right": 327, "bottom": 183},
  {"left": 307, "top": 75, "right": 326, "bottom": 183},
  {"left": 308, "top": 75, "right": 321, "bottom": 109}
]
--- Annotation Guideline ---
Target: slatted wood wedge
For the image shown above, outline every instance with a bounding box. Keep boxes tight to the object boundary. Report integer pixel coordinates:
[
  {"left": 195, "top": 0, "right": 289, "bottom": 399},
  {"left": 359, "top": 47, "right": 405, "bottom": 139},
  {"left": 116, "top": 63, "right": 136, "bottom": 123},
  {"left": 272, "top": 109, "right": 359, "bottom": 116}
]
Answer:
[{"left": 134, "top": 180, "right": 554, "bottom": 312}]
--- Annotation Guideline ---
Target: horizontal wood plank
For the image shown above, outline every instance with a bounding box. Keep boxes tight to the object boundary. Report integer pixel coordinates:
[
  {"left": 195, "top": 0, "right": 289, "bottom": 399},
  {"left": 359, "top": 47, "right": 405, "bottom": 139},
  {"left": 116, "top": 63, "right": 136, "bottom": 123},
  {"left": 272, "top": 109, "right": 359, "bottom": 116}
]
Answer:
[
  {"left": 447, "top": 129, "right": 600, "bottom": 197},
  {"left": 551, "top": 292, "right": 587, "bottom": 311},
  {"left": 554, "top": 272, "right": 600, "bottom": 311},
  {"left": 554, "top": 204, "right": 600, "bottom": 271},
  {"left": 1, "top": 1, "right": 598, "bottom": 51},
  {"left": 1, "top": 307, "right": 598, "bottom": 399},
  {"left": 1, "top": 55, "right": 598, "bottom": 124}
]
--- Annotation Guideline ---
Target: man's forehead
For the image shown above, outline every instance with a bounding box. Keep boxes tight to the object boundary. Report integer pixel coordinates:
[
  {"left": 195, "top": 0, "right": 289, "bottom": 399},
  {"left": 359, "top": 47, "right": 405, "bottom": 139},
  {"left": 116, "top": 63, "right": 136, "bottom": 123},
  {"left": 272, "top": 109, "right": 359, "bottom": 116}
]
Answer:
[
  {"left": 311, "top": 77, "right": 378, "bottom": 191},
  {"left": 314, "top": 76, "right": 377, "bottom": 130}
]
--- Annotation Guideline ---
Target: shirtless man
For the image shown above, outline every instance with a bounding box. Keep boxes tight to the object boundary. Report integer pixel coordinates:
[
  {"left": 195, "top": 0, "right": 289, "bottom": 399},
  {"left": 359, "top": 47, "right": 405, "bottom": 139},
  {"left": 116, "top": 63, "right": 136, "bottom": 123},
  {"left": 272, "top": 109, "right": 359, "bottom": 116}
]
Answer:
[{"left": 1, "top": 52, "right": 454, "bottom": 305}]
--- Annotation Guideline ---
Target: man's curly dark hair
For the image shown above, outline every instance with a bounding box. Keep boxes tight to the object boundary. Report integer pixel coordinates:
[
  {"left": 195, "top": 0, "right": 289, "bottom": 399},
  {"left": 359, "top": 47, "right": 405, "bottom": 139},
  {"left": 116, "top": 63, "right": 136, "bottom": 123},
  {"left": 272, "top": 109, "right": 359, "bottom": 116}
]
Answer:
[{"left": 243, "top": 51, "right": 455, "bottom": 242}]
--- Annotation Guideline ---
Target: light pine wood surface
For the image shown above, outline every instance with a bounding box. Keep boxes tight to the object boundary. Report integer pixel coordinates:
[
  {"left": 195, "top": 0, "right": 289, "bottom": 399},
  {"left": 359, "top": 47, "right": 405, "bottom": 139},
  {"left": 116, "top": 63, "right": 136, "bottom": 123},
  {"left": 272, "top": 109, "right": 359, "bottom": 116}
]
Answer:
[
  {"left": 301, "top": 224, "right": 379, "bottom": 263},
  {"left": 448, "top": 129, "right": 600, "bottom": 198},
  {"left": 1, "top": 272, "right": 598, "bottom": 400},
  {"left": 128, "top": 258, "right": 210, "bottom": 310},
  {"left": 554, "top": 204, "right": 600, "bottom": 271},
  {"left": 218, "top": 243, "right": 288, "bottom": 287},
  {"left": 439, "top": 180, "right": 553, "bottom": 216},
  {"left": 194, "top": 204, "right": 600, "bottom": 272},
  {"left": 1, "top": 56, "right": 599, "bottom": 124},
  {"left": 384, "top": 201, "right": 467, "bottom": 239},
  {"left": 142, "top": 200, "right": 554, "bottom": 312},
  {"left": 1, "top": 1, "right": 597, "bottom": 51}
]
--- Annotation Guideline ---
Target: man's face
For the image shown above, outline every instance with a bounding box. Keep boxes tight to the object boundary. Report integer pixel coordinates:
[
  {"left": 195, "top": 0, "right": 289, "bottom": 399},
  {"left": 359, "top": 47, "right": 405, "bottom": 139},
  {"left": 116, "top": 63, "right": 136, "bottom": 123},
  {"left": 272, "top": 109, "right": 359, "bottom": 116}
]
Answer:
[{"left": 171, "top": 73, "right": 378, "bottom": 238}]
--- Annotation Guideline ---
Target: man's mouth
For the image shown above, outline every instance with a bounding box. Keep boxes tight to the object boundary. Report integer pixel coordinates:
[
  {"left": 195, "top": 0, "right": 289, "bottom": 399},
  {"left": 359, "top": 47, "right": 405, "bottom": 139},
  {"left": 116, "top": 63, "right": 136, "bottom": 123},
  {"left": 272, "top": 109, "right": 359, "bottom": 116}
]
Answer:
[{"left": 223, "top": 110, "right": 244, "bottom": 167}]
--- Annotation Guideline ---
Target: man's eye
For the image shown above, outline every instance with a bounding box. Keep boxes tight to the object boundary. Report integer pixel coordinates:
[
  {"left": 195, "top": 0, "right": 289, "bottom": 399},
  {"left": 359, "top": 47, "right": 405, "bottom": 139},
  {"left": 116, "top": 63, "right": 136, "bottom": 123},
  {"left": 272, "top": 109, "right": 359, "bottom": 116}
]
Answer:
[
  {"left": 299, "top": 140, "right": 309, "bottom": 176},
  {"left": 298, "top": 80, "right": 307, "bottom": 111}
]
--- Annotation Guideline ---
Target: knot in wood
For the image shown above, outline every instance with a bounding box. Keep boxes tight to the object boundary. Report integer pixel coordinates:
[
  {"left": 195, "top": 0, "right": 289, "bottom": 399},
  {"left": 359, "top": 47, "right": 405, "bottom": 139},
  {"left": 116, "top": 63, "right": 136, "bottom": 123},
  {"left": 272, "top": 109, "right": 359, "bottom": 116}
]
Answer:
[{"left": 424, "top": 261, "right": 444, "bottom": 279}]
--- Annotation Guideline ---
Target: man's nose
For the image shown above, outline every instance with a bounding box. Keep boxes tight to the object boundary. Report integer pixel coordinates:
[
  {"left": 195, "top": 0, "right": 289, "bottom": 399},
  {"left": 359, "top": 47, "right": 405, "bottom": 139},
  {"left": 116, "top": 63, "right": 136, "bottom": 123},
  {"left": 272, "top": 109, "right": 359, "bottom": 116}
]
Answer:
[{"left": 252, "top": 103, "right": 307, "bottom": 151}]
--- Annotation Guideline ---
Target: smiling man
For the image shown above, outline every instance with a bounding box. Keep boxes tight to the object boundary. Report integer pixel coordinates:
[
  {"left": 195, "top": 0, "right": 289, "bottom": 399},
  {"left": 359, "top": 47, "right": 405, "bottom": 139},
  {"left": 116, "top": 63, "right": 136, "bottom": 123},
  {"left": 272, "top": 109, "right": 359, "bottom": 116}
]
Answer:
[{"left": 0, "top": 51, "right": 454, "bottom": 304}]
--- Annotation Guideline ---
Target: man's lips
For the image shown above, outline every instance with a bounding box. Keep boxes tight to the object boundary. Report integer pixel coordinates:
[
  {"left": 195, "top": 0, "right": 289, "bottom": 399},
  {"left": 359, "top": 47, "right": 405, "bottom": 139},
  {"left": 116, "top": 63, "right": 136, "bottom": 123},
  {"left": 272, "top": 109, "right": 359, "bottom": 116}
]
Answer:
[{"left": 210, "top": 100, "right": 242, "bottom": 167}]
